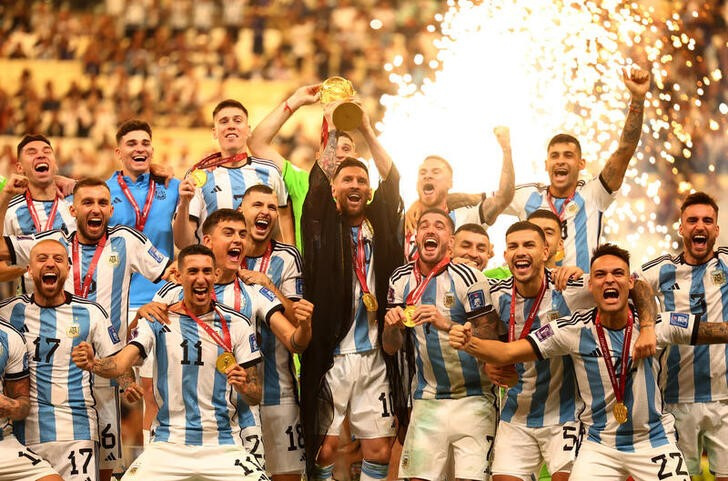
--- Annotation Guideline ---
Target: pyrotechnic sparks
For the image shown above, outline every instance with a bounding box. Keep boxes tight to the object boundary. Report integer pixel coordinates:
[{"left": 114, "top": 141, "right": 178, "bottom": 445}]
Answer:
[{"left": 374, "top": 0, "right": 723, "bottom": 265}]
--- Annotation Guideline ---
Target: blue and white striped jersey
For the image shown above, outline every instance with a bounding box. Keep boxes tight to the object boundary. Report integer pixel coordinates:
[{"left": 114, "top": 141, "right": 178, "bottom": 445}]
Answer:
[
  {"left": 4, "top": 194, "right": 76, "bottom": 236},
  {"left": 489, "top": 271, "right": 593, "bottom": 427},
  {"left": 153, "top": 280, "right": 283, "bottom": 424},
  {"left": 4, "top": 193, "right": 76, "bottom": 293},
  {"left": 387, "top": 261, "right": 495, "bottom": 400},
  {"left": 0, "top": 319, "right": 29, "bottom": 441},
  {"left": 336, "top": 222, "right": 378, "bottom": 355},
  {"left": 6, "top": 226, "right": 170, "bottom": 344},
  {"left": 107, "top": 171, "right": 180, "bottom": 308},
  {"left": 639, "top": 247, "right": 728, "bottom": 404},
  {"left": 243, "top": 240, "right": 304, "bottom": 406},
  {"left": 405, "top": 205, "right": 485, "bottom": 262},
  {"left": 183, "top": 157, "right": 288, "bottom": 242},
  {"left": 129, "top": 304, "right": 261, "bottom": 446},
  {"left": 0, "top": 293, "right": 121, "bottom": 445},
  {"left": 504, "top": 179, "right": 615, "bottom": 272},
  {"left": 529, "top": 309, "right": 700, "bottom": 452}
]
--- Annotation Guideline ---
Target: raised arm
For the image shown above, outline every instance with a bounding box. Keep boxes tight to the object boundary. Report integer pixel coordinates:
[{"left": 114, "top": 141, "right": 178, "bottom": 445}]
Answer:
[
  {"left": 0, "top": 377, "right": 30, "bottom": 421},
  {"left": 357, "top": 106, "right": 392, "bottom": 180},
  {"left": 247, "top": 84, "right": 321, "bottom": 170},
  {"left": 172, "top": 177, "right": 199, "bottom": 249},
  {"left": 0, "top": 174, "right": 29, "bottom": 237},
  {"left": 480, "top": 126, "right": 515, "bottom": 225},
  {"left": 71, "top": 341, "right": 142, "bottom": 379},
  {"left": 449, "top": 322, "right": 538, "bottom": 365},
  {"left": 599, "top": 67, "right": 650, "bottom": 193}
]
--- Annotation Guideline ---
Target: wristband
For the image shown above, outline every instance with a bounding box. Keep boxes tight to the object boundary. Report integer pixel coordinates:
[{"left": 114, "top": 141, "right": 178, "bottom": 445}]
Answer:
[{"left": 284, "top": 101, "right": 293, "bottom": 115}]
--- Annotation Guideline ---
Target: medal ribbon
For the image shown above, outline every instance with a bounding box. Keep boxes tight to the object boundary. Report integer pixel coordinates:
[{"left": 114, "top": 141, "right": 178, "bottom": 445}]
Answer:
[
  {"left": 243, "top": 241, "right": 273, "bottom": 274},
  {"left": 116, "top": 172, "right": 156, "bottom": 231},
  {"left": 594, "top": 309, "right": 633, "bottom": 408},
  {"left": 508, "top": 275, "right": 548, "bottom": 342},
  {"left": 353, "top": 225, "right": 373, "bottom": 295},
  {"left": 183, "top": 303, "right": 232, "bottom": 352},
  {"left": 211, "top": 282, "right": 242, "bottom": 312},
  {"left": 72, "top": 234, "right": 107, "bottom": 298},
  {"left": 192, "top": 152, "right": 248, "bottom": 171},
  {"left": 405, "top": 256, "right": 451, "bottom": 305},
  {"left": 546, "top": 189, "right": 575, "bottom": 240},
  {"left": 25, "top": 191, "right": 59, "bottom": 232}
]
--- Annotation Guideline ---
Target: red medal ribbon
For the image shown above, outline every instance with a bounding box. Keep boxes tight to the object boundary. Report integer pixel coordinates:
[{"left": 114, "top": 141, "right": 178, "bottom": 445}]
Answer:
[
  {"left": 353, "top": 225, "right": 373, "bottom": 295},
  {"left": 321, "top": 117, "right": 329, "bottom": 151},
  {"left": 242, "top": 241, "right": 273, "bottom": 274},
  {"left": 594, "top": 309, "right": 634, "bottom": 407},
  {"left": 25, "top": 191, "right": 60, "bottom": 232},
  {"left": 508, "top": 275, "right": 548, "bottom": 342},
  {"left": 545, "top": 188, "right": 576, "bottom": 220},
  {"left": 183, "top": 303, "right": 232, "bottom": 352},
  {"left": 72, "top": 234, "right": 107, "bottom": 298},
  {"left": 192, "top": 152, "right": 248, "bottom": 171},
  {"left": 211, "top": 282, "right": 242, "bottom": 312},
  {"left": 405, "top": 256, "right": 451, "bottom": 305},
  {"left": 116, "top": 171, "right": 156, "bottom": 231}
]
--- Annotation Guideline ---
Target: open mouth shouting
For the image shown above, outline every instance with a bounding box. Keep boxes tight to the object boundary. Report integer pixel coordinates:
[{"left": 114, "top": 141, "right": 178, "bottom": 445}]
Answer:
[
  {"left": 345, "top": 190, "right": 364, "bottom": 210},
  {"left": 691, "top": 233, "right": 708, "bottom": 250},
  {"left": 602, "top": 287, "right": 620, "bottom": 302},
  {"left": 34, "top": 160, "right": 50, "bottom": 174},
  {"left": 227, "top": 246, "right": 242, "bottom": 265},
  {"left": 421, "top": 235, "right": 439, "bottom": 255},
  {"left": 422, "top": 182, "right": 435, "bottom": 196},
  {"left": 132, "top": 154, "right": 148, "bottom": 165},
  {"left": 512, "top": 257, "right": 532, "bottom": 276},
  {"left": 253, "top": 216, "right": 271, "bottom": 236},
  {"left": 552, "top": 167, "right": 569, "bottom": 182},
  {"left": 191, "top": 285, "right": 210, "bottom": 302},
  {"left": 41, "top": 270, "right": 59, "bottom": 288}
]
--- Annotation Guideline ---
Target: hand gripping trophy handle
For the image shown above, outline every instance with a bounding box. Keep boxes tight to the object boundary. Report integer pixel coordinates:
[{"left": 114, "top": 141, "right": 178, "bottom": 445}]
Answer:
[{"left": 321, "top": 76, "right": 362, "bottom": 131}]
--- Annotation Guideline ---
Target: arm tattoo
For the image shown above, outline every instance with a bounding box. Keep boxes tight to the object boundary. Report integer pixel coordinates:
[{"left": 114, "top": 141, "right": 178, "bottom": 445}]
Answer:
[
  {"left": 471, "top": 309, "right": 502, "bottom": 340},
  {"left": 92, "top": 357, "right": 120, "bottom": 379},
  {"left": 240, "top": 366, "right": 262, "bottom": 406},
  {"left": 318, "top": 130, "right": 339, "bottom": 180},
  {"left": 2, "top": 379, "right": 30, "bottom": 420},
  {"left": 697, "top": 323, "right": 728, "bottom": 344},
  {"left": 482, "top": 146, "right": 515, "bottom": 225},
  {"left": 601, "top": 102, "right": 645, "bottom": 191},
  {"left": 117, "top": 369, "right": 136, "bottom": 391},
  {"left": 631, "top": 279, "right": 656, "bottom": 327},
  {"left": 289, "top": 331, "right": 305, "bottom": 354}
]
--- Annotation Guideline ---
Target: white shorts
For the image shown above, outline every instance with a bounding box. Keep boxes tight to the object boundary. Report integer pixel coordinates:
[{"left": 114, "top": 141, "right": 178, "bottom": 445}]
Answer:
[
  {"left": 666, "top": 400, "right": 728, "bottom": 476},
  {"left": 28, "top": 439, "right": 98, "bottom": 481},
  {"left": 239, "top": 425, "right": 266, "bottom": 471},
  {"left": 260, "top": 403, "right": 305, "bottom": 474},
  {"left": 399, "top": 396, "right": 497, "bottom": 481},
  {"left": 491, "top": 421, "right": 579, "bottom": 478},
  {"left": 325, "top": 350, "right": 396, "bottom": 439},
  {"left": 570, "top": 439, "right": 690, "bottom": 481},
  {"left": 0, "top": 435, "right": 60, "bottom": 481},
  {"left": 122, "top": 441, "right": 270, "bottom": 481},
  {"left": 95, "top": 385, "right": 124, "bottom": 472}
]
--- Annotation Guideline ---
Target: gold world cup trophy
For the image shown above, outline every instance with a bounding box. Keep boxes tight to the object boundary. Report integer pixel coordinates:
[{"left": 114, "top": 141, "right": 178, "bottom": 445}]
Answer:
[{"left": 320, "top": 76, "right": 362, "bottom": 131}]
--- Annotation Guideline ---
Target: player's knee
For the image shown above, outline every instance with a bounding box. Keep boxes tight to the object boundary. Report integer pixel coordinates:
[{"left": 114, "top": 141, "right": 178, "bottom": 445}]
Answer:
[
  {"left": 361, "top": 440, "right": 391, "bottom": 464},
  {"left": 316, "top": 438, "right": 338, "bottom": 465}
]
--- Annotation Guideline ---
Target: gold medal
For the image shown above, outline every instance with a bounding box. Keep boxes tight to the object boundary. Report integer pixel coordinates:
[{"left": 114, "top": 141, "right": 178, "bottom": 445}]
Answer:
[
  {"left": 613, "top": 401, "right": 628, "bottom": 424},
  {"left": 216, "top": 351, "right": 237, "bottom": 374},
  {"left": 403, "top": 306, "right": 416, "bottom": 328},
  {"left": 363, "top": 293, "right": 378, "bottom": 312},
  {"left": 190, "top": 169, "right": 207, "bottom": 188}
]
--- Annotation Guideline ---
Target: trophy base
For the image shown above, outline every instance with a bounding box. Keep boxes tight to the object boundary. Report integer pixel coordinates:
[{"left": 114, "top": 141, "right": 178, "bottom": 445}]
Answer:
[{"left": 333, "top": 102, "right": 362, "bottom": 131}]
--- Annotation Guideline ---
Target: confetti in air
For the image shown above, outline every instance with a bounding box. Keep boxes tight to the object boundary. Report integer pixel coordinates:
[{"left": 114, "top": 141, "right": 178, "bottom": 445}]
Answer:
[{"left": 375, "top": 0, "right": 724, "bottom": 265}]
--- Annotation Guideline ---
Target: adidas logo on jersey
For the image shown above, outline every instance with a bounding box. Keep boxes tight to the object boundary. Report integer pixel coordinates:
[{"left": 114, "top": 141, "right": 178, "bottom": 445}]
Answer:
[
  {"left": 105, "top": 452, "right": 117, "bottom": 462},
  {"left": 585, "top": 347, "right": 603, "bottom": 357},
  {"left": 212, "top": 185, "right": 223, "bottom": 193},
  {"left": 666, "top": 282, "right": 680, "bottom": 291}
]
